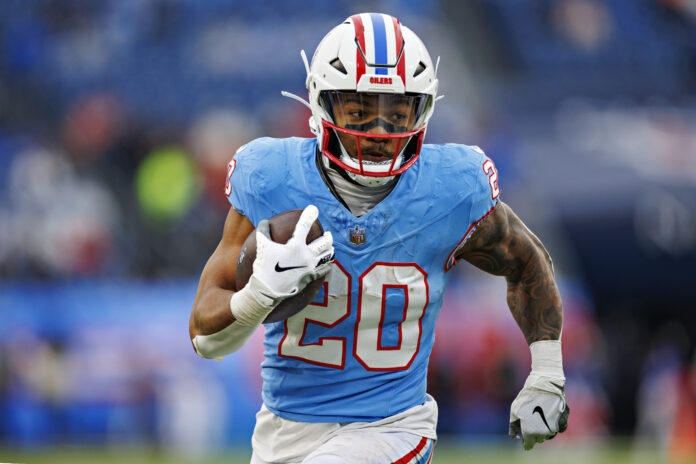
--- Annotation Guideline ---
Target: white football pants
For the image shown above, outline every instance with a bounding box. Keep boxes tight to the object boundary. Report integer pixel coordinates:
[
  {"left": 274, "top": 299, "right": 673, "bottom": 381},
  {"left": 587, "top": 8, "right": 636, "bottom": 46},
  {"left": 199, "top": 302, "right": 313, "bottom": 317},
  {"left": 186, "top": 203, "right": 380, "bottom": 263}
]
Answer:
[{"left": 251, "top": 428, "right": 434, "bottom": 464}]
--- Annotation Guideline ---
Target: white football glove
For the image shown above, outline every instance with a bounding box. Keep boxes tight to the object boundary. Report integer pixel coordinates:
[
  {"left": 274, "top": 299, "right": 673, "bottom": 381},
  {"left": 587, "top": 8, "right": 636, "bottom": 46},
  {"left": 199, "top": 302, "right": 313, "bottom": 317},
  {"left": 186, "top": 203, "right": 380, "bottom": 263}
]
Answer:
[
  {"left": 231, "top": 205, "right": 334, "bottom": 327},
  {"left": 509, "top": 340, "right": 569, "bottom": 450},
  {"left": 252, "top": 204, "right": 334, "bottom": 304}
]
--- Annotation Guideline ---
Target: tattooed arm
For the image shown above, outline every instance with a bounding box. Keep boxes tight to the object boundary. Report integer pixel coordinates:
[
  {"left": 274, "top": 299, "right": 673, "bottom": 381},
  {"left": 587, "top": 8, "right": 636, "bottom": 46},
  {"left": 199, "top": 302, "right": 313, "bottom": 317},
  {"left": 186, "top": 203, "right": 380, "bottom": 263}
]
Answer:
[
  {"left": 456, "top": 202, "right": 562, "bottom": 343},
  {"left": 457, "top": 201, "right": 568, "bottom": 449}
]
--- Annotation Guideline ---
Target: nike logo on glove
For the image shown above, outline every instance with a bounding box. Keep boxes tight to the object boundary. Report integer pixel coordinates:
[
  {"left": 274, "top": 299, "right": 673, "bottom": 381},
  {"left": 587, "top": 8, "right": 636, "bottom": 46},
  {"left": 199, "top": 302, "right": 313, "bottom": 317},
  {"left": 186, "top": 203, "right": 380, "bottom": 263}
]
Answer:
[
  {"left": 275, "top": 263, "right": 306, "bottom": 272},
  {"left": 532, "top": 406, "right": 557, "bottom": 437}
]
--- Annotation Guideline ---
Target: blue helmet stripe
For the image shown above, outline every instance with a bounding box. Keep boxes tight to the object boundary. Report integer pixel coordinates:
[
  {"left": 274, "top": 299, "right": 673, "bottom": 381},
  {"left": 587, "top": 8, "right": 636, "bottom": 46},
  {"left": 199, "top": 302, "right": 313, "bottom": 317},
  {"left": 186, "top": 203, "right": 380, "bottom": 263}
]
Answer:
[{"left": 370, "top": 13, "right": 388, "bottom": 75}]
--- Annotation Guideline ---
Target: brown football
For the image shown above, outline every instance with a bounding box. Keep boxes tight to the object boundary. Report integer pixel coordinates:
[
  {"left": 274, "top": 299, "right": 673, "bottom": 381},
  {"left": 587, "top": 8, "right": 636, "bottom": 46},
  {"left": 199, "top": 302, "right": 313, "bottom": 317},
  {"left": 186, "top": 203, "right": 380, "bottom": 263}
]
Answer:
[{"left": 235, "top": 209, "right": 326, "bottom": 323}]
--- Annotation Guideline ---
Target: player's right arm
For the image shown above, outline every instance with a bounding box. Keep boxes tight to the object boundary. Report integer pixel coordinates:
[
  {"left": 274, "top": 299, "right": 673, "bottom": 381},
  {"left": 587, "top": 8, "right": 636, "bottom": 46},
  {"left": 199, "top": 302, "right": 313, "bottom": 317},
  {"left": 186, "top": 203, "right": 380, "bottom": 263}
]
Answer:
[
  {"left": 189, "top": 207, "right": 253, "bottom": 339},
  {"left": 189, "top": 205, "right": 334, "bottom": 360},
  {"left": 188, "top": 207, "right": 256, "bottom": 358}
]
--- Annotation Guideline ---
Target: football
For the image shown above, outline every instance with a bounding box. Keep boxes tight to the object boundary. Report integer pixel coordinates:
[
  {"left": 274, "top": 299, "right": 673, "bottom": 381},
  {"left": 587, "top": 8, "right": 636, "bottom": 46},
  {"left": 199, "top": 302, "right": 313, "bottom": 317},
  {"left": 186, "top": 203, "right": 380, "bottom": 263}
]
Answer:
[{"left": 235, "top": 209, "right": 326, "bottom": 323}]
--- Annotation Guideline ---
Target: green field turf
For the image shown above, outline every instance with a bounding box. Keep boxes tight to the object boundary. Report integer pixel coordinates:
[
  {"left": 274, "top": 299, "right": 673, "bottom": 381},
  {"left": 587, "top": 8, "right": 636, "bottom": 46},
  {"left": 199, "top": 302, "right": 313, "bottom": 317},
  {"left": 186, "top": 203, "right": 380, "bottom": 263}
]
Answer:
[{"left": 0, "top": 441, "right": 674, "bottom": 464}]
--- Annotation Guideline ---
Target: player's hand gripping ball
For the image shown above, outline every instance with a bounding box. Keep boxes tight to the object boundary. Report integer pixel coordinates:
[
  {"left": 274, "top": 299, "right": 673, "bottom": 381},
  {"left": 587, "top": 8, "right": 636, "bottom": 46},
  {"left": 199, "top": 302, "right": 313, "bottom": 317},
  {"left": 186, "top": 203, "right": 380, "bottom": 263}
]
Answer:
[{"left": 236, "top": 207, "right": 333, "bottom": 323}]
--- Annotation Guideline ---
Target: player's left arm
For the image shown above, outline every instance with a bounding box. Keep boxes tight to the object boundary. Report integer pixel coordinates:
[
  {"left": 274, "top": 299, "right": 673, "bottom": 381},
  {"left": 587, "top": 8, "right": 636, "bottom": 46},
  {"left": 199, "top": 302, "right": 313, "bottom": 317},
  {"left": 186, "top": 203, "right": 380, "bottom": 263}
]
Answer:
[
  {"left": 456, "top": 201, "right": 569, "bottom": 450},
  {"left": 456, "top": 202, "right": 562, "bottom": 343}
]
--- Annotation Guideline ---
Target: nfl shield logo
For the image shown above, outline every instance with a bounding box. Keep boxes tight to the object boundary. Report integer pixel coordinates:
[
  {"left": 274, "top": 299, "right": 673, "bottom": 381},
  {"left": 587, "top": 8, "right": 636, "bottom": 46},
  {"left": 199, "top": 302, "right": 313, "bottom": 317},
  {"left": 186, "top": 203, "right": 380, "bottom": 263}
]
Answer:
[{"left": 349, "top": 226, "right": 366, "bottom": 246}]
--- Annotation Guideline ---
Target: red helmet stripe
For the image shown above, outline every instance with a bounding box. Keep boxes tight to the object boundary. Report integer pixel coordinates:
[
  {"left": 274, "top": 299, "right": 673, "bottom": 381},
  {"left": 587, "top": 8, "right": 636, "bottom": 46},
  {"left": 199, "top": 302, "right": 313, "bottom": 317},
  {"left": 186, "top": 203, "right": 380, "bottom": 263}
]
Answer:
[
  {"left": 392, "top": 16, "right": 405, "bottom": 86},
  {"left": 351, "top": 14, "right": 366, "bottom": 85}
]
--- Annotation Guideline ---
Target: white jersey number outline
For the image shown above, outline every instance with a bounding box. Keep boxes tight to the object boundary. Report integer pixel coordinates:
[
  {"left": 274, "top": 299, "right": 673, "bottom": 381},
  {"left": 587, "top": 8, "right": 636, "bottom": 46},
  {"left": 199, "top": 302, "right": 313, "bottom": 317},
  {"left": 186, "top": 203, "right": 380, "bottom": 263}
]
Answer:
[
  {"left": 279, "top": 261, "right": 429, "bottom": 371},
  {"left": 483, "top": 159, "right": 500, "bottom": 199},
  {"left": 224, "top": 159, "right": 236, "bottom": 196},
  {"left": 279, "top": 261, "right": 351, "bottom": 368}
]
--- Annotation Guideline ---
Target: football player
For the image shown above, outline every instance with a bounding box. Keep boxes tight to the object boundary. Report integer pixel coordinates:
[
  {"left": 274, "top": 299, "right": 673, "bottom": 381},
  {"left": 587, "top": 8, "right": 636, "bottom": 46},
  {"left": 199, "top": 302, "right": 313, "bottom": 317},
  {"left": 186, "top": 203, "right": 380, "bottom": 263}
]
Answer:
[{"left": 189, "top": 13, "right": 569, "bottom": 463}]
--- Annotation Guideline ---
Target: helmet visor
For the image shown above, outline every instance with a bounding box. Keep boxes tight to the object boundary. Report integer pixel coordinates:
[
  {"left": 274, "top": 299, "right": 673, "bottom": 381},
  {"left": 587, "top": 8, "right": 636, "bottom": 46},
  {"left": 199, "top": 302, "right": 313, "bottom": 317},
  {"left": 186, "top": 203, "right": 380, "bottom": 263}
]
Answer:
[{"left": 319, "top": 90, "right": 432, "bottom": 133}]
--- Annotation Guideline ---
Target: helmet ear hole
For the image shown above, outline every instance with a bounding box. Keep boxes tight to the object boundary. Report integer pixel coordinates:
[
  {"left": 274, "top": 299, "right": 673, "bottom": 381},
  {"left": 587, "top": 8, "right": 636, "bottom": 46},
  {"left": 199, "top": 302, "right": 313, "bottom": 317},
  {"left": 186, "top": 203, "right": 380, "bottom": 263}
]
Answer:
[
  {"left": 330, "top": 58, "right": 347, "bottom": 75},
  {"left": 413, "top": 61, "right": 427, "bottom": 78}
]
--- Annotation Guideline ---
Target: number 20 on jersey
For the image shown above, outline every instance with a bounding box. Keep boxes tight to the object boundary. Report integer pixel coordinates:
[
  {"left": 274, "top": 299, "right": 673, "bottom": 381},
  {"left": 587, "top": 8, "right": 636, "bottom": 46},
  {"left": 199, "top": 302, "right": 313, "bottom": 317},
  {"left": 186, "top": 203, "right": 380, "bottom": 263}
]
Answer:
[{"left": 279, "top": 261, "right": 428, "bottom": 371}]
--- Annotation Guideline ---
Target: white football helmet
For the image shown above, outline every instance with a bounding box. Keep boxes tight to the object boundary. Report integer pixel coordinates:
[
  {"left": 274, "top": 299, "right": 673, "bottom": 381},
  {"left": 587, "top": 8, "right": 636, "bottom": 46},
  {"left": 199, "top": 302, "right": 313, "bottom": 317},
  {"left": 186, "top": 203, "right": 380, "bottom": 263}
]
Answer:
[{"left": 287, "top": 13, "right": 439, "bottom": 187}]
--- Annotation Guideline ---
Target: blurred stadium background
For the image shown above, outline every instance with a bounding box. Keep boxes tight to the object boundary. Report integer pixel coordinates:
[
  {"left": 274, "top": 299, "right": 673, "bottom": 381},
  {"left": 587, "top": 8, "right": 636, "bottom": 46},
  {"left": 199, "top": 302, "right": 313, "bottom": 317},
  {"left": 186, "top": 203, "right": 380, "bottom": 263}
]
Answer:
[{"left": 1, "top": 0, "right": 695, "bottom": 463}]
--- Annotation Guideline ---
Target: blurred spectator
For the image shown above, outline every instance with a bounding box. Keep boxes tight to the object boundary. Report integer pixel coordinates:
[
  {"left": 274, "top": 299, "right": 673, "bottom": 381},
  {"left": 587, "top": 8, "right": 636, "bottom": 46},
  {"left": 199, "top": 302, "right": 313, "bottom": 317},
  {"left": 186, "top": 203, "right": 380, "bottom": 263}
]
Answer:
[
  {"left": 551, "top": 0, "right": 613, "bottom": 51},
  {"left": 4, "top": 146, "right": 120, "bottom": 277},
  {"left": 657, "top": 0, "right": 696, "bottom": 22},
  {"left": 157, "top": 368, "right": 227, "bottom": 456},
  {"left": 62, "top": 95, "right": 124, "bottom": 166},
  {"left": 669, "top": 357, "right": 696, "bottom": 463},
  {"left": 135, "top": 146, "right": 200, "bottom": 226},
  {"left": 188, "top": 109, "right": 261, "bottom": 211},
  {"left": 634, "top": 322, "right": 692, "bottom": 459}
]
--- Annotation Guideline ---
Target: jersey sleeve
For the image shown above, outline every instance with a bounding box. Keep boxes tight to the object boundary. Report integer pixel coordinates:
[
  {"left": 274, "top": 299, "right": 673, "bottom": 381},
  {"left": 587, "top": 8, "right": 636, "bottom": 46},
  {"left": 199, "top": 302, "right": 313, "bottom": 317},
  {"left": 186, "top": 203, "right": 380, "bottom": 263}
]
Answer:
[
  {"left": 466, "top": 145, "right": 500, "bottom": 228},
  {"left": 224, "top": 145, "right": 247, "bottom": 217},
  {"left": 445, "top": 145, "right": 501, "bottom": 271},
  {"left": 223, "top": 137, "right": 288, "bottom": 226}
]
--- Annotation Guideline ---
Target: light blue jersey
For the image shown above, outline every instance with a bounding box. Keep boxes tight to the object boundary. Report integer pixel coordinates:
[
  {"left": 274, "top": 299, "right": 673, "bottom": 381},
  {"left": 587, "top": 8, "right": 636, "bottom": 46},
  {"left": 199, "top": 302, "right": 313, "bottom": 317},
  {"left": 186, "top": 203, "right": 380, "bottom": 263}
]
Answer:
[{"left": 226, "top": 137, "right": 499, "bottom": 423}]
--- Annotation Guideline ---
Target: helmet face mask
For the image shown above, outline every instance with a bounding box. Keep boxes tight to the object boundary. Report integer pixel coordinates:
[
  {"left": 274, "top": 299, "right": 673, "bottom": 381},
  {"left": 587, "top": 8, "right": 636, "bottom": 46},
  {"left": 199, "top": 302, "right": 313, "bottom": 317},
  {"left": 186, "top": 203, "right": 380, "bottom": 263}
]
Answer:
[
  {"left": 320, "top": 118, "right": 425, "bottom": 179},
  {"left": 304, "top": 13, "right": 439, "bottom": 185},
  {"left": 319, "top": 90, "right": 431, "bottom": 179}
]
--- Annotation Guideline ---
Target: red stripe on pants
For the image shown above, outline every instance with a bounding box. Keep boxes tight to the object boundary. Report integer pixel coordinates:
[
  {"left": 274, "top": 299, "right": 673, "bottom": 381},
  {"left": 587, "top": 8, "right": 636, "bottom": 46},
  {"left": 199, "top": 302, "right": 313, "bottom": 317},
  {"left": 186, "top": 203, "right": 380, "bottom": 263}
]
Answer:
[{"left": 391, "top": 437, "right": 428, "bottom": 464}]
